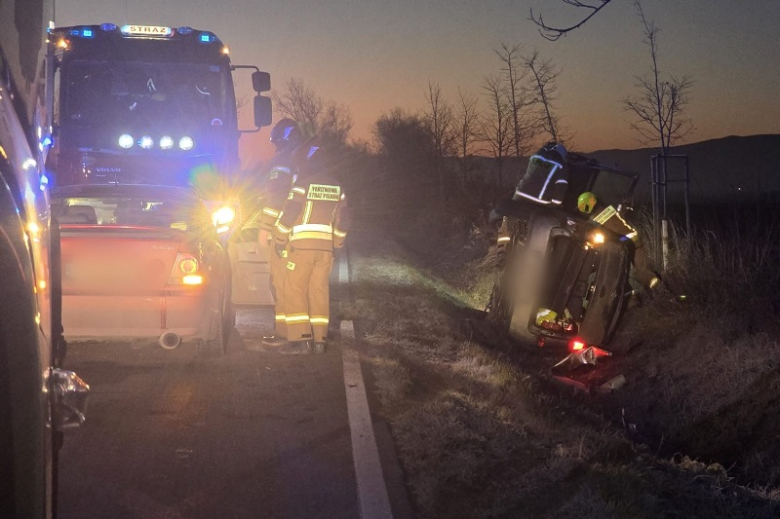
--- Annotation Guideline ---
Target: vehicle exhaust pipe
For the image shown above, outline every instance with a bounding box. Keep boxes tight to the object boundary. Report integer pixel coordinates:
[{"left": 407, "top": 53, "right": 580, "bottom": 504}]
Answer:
[{"left": 159, "top": 331, "right": 181, "bottom": 350}]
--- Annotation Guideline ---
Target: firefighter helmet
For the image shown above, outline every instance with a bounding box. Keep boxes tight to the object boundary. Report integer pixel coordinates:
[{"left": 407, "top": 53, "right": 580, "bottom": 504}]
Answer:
[
  {"left": 539, "top": 141, "right": 568, "bottom": 164},
  {"left": 577, "top": 192, "right": 597, "bottom": 214},
  {"left": 270, "top": 118, "right": 303, "bottom": 151}
]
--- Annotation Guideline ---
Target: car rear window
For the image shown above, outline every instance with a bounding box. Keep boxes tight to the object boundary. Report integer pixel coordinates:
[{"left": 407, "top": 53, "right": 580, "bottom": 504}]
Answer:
[{"left": 53, "top": 192, "right": 207, "bottom": 231}]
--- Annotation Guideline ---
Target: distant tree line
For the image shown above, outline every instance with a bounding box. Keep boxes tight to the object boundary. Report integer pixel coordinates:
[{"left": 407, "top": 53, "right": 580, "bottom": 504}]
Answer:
[{"left": 266, "top": 0, "right": 693, "bottom": 249}]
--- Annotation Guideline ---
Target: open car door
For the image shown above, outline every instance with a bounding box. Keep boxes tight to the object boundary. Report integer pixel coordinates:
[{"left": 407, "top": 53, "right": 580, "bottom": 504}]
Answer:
[{"left": 229, "top": 212, "right": 274, "bottom": 305}]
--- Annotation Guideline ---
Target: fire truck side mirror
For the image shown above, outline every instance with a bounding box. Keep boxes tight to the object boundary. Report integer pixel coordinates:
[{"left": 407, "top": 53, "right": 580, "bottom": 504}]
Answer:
[
  {"left": 252, "top": 71, "right": 270, "bottom": 93},
  {"left": 254, "top": 96, "right": 272, "bottom": 128}
]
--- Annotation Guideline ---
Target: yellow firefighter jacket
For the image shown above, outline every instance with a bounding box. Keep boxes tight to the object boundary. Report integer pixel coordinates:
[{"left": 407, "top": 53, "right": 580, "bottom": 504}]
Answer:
[
  {"left": 273, "top": 169, "right": 349, "bottom": 252},
  {"left": 590, "top": 204, "right": 639, "bottom": 243}
]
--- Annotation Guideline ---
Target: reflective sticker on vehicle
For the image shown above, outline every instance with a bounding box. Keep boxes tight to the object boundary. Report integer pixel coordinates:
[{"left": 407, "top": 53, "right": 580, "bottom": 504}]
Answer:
[{"left": 307, "top": 184, "right": 341, "bottom": 201}]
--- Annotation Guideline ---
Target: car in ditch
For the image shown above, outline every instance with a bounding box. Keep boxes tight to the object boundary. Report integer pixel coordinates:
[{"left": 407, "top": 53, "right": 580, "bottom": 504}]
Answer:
[
  {"left": 487, "top": 153, "right": 640, "bottom": 351},
  {"left": 51, "top": 183, "right": 235, "bottom": 356}
]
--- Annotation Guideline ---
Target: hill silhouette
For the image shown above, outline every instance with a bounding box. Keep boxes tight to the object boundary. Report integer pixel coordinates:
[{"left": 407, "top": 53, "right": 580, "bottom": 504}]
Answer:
[{"left": 586, "top": 134, "right": 780, "bottom": 204}]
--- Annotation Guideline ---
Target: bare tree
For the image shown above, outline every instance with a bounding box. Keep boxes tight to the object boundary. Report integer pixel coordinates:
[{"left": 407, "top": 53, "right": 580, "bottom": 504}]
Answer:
[
  {"left": 319, "top": 102, "right": 354, "bottom": 147},
  {"left": 455, "top": 88, "right": 481, "bottom": 180},
  {"left": 495, "top": 43, "right": 535, "bottom": 162},
  {"left": 272, "top": 77, "right": 353, "bottom": 146},
  {"left": 623, "top": 0, "right": 693, "bottom": 155},
  {"left": 525, "top": 50, "right": 558, "bottom": 142},
  {"left": 422, "top": 81, "right": 456, "bottom": 159},
  {"left": 455, "top": 88, "right": 481, "bottom": 158},
  {"left": 272, "top": 77, "right": 322, "bottom": 126},
  {"left": 481, "top": 75, "right": 513, "bottom": 186},
  {"left": 422, "top": 81, "right": 456, "bottom": 204},
  {"left": 530, "top": 0, "right": 614, "bottom": 41}
]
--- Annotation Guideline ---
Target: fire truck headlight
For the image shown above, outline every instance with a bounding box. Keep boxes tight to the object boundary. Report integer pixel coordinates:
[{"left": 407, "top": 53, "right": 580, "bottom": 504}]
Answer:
[
  {"left": 179, "top": 136, "right": 194, "bottom": 151},
  {"left": 139, "top": 135, "right": 154, "bottom": 149},
  {"left": 211, "top": 206, "right": 236, "bottom": 232},
  {"left": 159, "top": 136, "right": 174, "bottom": 150},
  {"left": 118, "top": 134, "right": 134, "bottom": 149}
]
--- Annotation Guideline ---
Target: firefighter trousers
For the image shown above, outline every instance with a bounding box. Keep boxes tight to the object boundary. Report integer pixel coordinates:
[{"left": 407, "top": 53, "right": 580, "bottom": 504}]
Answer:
[
  {"left": 268, "top": 245, "right": 288, "bottom": 338},
  {"left": 283, "top": 249, "right": 334, "bottom": 343}
]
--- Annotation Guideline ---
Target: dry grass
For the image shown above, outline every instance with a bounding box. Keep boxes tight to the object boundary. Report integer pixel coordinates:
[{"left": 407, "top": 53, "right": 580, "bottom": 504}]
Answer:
[
  {"left": 346, "top": 226, "right": 779, "bottom": 518},
  {"left": 591, "top": 211, "right": 780, "bottom": 489}
]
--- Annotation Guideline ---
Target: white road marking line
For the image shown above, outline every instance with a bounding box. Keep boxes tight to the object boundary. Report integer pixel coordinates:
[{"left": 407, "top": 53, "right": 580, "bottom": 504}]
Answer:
[
  {"left": 339, "top": 252, "right": 393, "bottom": 519},
  {"left": 339, "top": 252, "right": 350, "bottom": 284},
  {"left": 341, "top": 321, "right": 393, "bottom": 519}
]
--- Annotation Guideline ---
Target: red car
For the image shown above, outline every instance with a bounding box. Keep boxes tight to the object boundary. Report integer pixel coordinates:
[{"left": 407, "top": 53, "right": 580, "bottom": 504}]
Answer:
[{"left": 52, "top": 184, "right": 235, "bottom": 356}]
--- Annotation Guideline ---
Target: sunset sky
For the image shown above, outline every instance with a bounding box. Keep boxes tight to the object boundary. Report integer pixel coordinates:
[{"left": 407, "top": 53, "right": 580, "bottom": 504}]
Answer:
[{"left": 56, "top": 0, "right": 780, "bottom": 165}]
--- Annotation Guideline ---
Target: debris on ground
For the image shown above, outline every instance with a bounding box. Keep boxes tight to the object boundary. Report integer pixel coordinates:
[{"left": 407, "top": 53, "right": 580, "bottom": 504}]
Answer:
[
  {"left": 551, "top": 346, "right": 612, "bottom": 374},
  {"left": 598, "top": 374, "right": 627, "bottom": 393}
]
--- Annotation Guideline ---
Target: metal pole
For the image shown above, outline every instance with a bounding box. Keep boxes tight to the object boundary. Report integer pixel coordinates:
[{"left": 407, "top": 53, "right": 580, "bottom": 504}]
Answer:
[
  {"left": 650, "top": 155, "right": 661, "bottom": 269},
  {"left": 684, "top": 155, "right": 691, "bottom": 239},
  {"left": 661, "top": 219, "right": 669, "bottom": 270},
  {"left": 661, "top": 153, "right": 669, "bottom": 271}
]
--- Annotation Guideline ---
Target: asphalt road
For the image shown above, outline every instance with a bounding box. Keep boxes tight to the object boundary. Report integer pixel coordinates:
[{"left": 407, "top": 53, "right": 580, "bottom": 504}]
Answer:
[{"left": 58, "top": 307, "right": 361, "bottom": 519}]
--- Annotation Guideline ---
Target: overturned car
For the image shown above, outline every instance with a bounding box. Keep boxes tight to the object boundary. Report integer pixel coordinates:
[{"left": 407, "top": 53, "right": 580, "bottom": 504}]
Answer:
[{"left": 487, "top": 153, "right": 640, "bottom": 349}]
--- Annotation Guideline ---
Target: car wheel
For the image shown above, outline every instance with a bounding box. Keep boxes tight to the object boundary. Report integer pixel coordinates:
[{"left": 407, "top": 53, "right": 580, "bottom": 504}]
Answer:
[
  {"left": 487, "top": 278, "right": 512, "bottom": 333},
  {"left": 200, "top": 308, "right": 226, "bottom": 359}
]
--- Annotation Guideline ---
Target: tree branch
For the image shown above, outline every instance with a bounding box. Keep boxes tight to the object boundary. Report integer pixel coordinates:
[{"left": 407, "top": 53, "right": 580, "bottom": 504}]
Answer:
[{"left": 529, "top": 1, "right": 613, "bottom": 41}]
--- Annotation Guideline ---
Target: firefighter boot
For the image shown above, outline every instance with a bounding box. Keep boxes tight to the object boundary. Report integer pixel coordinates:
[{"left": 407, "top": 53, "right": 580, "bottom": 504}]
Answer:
[{"left": 279, "top": 340, "right": 312, "bottom": 355}]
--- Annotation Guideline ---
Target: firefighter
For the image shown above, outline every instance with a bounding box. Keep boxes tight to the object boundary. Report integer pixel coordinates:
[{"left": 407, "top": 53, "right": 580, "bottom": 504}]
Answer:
[
  {"left": 493, "top": 142, "right": 569, "bottom": 265},
  {"left": 258, "top": 118, "right": 309, "bottom": 347},
  {"left": 576, "top": 191, "right": 661, "bottom": 291},
  {"left": 272, "top": 141, "right": 348, "bottom": 355}
]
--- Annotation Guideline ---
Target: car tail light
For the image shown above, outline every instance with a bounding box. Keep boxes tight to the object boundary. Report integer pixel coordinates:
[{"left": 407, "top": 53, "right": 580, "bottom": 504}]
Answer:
[
  {"left": 183, "top": 274, "right": 203, "bottom": 285},
  {"left": 169, "top": 253, "right": 202, "bottom": 285},
  {"left": 179, "top": 257, "right": 198, "bottom": 274},
  {"left": 569, "top": 338, "right": 586, "bottom": 352}
]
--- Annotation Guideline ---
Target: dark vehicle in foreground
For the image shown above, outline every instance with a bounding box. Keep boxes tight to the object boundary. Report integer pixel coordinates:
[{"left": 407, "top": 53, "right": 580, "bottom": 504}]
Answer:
[
  {"left": 0, "top": 78, "right": 88, "bottom": 519},
  {"left": 488, "top": 154, "right": 640, "bottom": 349},
  {"left": 51, "top": 184, "right": 235, "bottom": 356}
]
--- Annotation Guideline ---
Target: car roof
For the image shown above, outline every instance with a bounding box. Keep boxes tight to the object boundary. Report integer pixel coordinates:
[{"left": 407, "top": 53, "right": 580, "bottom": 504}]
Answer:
[{"left": 51, "top": 183, "right": 199, "bottom": 200}]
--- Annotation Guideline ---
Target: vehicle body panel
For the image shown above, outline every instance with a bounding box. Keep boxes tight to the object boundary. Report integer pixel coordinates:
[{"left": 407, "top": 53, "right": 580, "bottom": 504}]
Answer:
[
  {"left": 52, "top": 184, "right": 227, "bottom": 343},
  {"left": 229, "top": 216, "right": 274, "bottom": 306}
]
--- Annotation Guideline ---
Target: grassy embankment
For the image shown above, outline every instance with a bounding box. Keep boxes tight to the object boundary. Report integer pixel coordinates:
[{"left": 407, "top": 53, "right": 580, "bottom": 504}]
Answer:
[{"left": 338, "top": 205, "right": 780, "bottom": 518}]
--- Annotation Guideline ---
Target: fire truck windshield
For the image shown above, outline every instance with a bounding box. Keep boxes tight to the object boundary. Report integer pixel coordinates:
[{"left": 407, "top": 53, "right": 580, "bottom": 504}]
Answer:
[{"left": 62, "top": 60, "right": 231, "bottom": 141}]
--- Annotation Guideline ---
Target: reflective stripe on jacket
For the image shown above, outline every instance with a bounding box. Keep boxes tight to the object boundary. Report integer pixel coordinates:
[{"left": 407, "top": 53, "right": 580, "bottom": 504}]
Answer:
[
  {"left": 274, "top": 174, "right": 349, "bottom": 251},
  {"left": 591, "top": 205, "right": 638, "bottom": 242},
  {"left": 514, "top": 154, "right": 568, "bottom": 205}
]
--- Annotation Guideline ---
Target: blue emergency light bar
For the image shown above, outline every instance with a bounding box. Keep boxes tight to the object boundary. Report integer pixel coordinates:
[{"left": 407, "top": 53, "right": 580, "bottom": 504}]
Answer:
[{"left": 55, "top": 24, "right": 223, "bottom": 45}]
